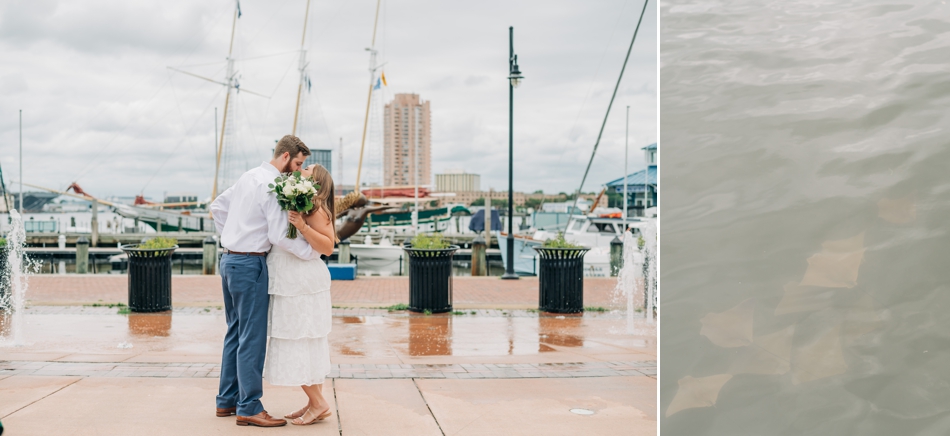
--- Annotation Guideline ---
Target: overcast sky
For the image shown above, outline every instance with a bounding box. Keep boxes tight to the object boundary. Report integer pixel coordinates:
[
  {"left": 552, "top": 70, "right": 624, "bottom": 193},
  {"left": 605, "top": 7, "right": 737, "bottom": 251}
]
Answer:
[{"left": 0, "top": 0, "right": 656, "bottom": 200}]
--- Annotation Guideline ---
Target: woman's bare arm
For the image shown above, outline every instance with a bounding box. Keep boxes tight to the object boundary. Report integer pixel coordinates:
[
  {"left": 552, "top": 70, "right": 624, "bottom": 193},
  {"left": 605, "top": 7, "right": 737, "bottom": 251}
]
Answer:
[{"left": 289, "top": 209, "right": 335, "bottom": 256}]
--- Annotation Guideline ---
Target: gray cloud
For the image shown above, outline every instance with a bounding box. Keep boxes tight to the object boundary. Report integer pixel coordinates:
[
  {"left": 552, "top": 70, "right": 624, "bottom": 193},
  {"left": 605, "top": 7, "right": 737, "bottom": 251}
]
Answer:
[{"left": 0, "top": 0, "right": 655, "bottom": 200}]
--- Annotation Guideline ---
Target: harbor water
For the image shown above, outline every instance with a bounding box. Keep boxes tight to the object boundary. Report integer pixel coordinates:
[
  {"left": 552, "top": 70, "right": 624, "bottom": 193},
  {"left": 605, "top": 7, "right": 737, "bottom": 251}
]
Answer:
[{"left": 662, "top": 1, "right": 950, "bottom": 433}]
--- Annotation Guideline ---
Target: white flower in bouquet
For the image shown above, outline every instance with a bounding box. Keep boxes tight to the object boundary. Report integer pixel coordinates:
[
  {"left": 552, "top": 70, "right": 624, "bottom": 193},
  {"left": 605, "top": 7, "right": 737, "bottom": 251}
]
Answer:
[{"left": 269, "top": 171, "right": 322, "bottom": 239}]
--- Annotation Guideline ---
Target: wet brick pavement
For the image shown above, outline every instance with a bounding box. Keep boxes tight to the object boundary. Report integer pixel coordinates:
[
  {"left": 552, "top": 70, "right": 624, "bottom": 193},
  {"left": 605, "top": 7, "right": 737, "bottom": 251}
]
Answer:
[{"left": 0, "top": 360, "right": 656, "bottom": 380}]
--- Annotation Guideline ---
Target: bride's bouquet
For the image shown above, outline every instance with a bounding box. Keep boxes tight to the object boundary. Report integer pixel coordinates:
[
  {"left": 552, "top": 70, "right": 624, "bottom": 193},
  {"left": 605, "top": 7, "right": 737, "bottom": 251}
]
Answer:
[{"left": 269, "top": 171, "right": 320, "bottom": 239}]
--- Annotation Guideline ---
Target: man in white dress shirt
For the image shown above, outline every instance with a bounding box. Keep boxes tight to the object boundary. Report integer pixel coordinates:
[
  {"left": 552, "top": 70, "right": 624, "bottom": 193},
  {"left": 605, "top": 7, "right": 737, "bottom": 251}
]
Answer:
[{"left": 210, "top": 135, "right": 320, "bottom": 427}]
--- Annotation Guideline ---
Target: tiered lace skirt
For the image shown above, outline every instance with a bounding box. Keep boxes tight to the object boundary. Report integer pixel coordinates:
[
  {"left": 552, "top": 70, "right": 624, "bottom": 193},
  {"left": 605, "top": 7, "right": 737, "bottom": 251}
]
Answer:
[{"left": 263, "top": 248, "right": 332, "bottom": 386}]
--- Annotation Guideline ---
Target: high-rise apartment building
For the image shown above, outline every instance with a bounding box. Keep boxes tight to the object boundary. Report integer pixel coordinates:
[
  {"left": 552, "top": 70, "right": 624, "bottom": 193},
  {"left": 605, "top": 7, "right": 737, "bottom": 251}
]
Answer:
[{"left": 384, "top": 94, "right": 431, "bottom": 187}]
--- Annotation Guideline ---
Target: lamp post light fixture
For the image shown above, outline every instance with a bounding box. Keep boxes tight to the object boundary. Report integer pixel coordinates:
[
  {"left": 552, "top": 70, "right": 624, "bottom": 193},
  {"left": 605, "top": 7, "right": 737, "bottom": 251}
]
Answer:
[
  {"left": 509, "top": 59, "right": 523, "bottom": 88},
  {"left": 502, "top": 26, "right": 522, "bottom": 280}
]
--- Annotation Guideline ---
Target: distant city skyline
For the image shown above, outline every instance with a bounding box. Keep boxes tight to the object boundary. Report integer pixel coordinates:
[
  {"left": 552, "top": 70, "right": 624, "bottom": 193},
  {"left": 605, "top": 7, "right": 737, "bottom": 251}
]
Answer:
[{"left": 0, "top": 0, "right": 656, "bottom": 199}]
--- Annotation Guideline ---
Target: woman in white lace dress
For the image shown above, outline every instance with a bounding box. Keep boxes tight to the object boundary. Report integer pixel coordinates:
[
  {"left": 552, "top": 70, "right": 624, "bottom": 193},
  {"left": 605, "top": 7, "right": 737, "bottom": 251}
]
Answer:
[{"left": 264, "top": 163, "right": 336, "bottom": 425}]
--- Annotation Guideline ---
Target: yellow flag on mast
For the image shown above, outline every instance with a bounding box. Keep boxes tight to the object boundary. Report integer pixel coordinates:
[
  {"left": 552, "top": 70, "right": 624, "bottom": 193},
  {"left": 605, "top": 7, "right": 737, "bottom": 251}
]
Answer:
[{"left": 381, "top": 71, "right": 387, "bottom": 86}]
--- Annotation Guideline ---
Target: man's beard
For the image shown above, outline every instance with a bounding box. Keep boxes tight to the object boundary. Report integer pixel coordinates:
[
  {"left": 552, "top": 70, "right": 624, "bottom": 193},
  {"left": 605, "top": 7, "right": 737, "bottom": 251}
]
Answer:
[{"left": 280, "top": 161, "right": 292, "bottom": 173}]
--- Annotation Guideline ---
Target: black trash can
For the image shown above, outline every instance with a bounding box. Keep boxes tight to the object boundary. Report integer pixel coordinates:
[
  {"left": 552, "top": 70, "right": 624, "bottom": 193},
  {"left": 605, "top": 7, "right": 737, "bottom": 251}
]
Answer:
[
  {"left": 121, "top": 244, "right": 178, "bottom": 312},
  {"left": 534, "top": 247, "right": 590, "bottom": 313},
  {"left": 404, "top": 246, "right": 459, "bottom": 313}
]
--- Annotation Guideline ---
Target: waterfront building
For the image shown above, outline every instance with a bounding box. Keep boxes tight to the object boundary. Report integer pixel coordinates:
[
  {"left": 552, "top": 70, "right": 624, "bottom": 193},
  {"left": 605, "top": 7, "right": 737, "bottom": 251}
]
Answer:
[
  {"left": 163, "top": 192, "right": 199, "bottom": 210},
  {"left": 304, "top": 149, "right": 333, "bottom": 174},
  {"left": 435, "top": 170, "right": 480, "bottom": 192},
  {"left": 449, "top": 190, "right": 526, "bottom": 208},
  {"left": 384, "top": 94, "right": 431, "bottom": 187},
  {"left": 605, "top": 142, "right": 658, "bottom": 217},
  {"left": 436, "top": 190, "right": 595, "bottom": 209}
]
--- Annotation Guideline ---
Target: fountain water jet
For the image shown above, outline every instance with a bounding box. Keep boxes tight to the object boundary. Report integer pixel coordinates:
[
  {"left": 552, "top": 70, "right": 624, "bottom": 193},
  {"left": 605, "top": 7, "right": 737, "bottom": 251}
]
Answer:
[
  {"left": 1, "top": 210, "right": 29, "bottom": 346},
  {"left": 641, "top": 220, "right": 658, "bottom": 323},
  {"left": 615, "top": 231, "right": 645, "bottom": 334},
  {"left": 611, "top": 221, "right": 658, "bottom": 332}
]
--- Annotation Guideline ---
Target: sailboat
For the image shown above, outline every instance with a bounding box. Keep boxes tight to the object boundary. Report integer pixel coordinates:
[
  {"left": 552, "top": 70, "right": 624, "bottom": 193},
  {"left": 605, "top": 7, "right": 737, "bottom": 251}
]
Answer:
[
  {"left": 498, "top": 2, "right": 655, "bottom": 277},
  {"left": 22, "top": 183, "right": 215, "bottom": 232},
  {"left": 335, "top": 0, "right": 417, "bottom": 270},
  {"left": 24, "top": 0, "right": 258, "bottom": 233},
  {"left": 25, "top": 0, "right": 402, "bottom": 240},
  {"left": 108, "top": 0, "right": 253, "bottom": 232}
]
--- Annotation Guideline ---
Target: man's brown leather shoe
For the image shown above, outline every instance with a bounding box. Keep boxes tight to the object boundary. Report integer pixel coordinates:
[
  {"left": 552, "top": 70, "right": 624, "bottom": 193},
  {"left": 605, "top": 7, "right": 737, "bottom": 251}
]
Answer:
[
  {"left": 216, "top": 407, "right": 236, "bottom": 417},
  {"left": 236, "top": 411, "right": 286, "bottom": 427}
]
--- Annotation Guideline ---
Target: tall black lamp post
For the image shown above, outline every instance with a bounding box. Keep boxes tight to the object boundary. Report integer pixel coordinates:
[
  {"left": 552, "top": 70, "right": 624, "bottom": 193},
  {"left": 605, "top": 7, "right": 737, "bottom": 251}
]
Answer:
[{"left": 502, "top": 26, "right": 523, "bottom": 280}]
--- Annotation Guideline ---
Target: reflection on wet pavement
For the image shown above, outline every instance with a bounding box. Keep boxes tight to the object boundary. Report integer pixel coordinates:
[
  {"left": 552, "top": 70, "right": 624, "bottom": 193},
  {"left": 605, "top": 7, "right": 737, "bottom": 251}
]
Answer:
[
  {"left": 1, "top": 309, "right": 655, "bottom": 364},
  {"left": 128, "top": 312, "right": 172, "bottom": 337},
  {"left": 408, "top": 315, "right": 452, "bottom": 356},
  {"left": 340, "top": 316, "right": 365, "bottom": 324},
  {"left": 0, "top": 312, "right": 224, "bottom": 357},
  {"left": 539, "top": 316, "right": 585, "bottom": 348},
  {"left": 380, "top": 314, "right": 650, "bottom": 357}
]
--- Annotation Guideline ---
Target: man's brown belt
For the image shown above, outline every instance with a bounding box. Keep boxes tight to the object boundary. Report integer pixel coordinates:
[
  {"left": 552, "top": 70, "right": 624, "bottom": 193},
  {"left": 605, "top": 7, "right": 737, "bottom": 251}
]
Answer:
[{"left": 222, "top": 249, "right": 268, "bottom": 257}]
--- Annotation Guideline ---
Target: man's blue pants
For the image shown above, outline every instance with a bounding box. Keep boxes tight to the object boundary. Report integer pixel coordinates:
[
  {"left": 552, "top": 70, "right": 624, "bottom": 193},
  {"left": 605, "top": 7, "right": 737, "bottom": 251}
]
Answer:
[{"left": 215, "top": 253, "right": 269, "bottom": 417}]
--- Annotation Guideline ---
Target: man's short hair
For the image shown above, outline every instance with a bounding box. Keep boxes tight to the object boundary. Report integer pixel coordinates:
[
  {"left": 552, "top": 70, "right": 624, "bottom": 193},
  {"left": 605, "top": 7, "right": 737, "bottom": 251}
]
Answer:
[{"left": 274, "top": 135, "right": 311, "bottom": 159}]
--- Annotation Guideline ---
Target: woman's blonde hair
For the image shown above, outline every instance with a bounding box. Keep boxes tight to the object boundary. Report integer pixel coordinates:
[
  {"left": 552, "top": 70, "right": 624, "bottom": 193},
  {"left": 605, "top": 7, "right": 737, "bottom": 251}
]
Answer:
[{"left": 308, "top": 164, "right": 338, "bottom": 242}]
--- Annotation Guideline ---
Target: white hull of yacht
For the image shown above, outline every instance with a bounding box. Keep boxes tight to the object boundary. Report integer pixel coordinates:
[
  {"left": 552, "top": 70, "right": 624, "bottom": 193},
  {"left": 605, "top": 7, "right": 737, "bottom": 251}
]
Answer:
[
  {"left": 499, "top": 215, "right": 653, "bottom": 277},
  {"left": 498, "top": 237, "right": 612, "bottom": 278}
]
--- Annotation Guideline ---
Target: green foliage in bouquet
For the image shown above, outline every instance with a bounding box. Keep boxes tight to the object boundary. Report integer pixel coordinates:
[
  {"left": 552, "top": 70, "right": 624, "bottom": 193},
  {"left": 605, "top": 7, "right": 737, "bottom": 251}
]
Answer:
[
  {"left": 140, "top": 237, "right": 178, "bottom": 250},
  {"left": 269, "top": 171, "right": 321, "bottom": 239},
  {"left": 0, "top": 237, "right": 6, "bottom": 249},
  {"left": 410, "top": 233, "right": 451, "bottom": 249},
  {"left": 542, "top": 232, "right": 583, "bottom": 249}
]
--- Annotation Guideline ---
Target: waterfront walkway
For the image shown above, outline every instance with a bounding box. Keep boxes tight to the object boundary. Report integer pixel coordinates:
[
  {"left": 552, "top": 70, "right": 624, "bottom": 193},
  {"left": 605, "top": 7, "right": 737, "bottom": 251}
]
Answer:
[
  {"left": 24, "top": 275, "right": 624, "bottom": 309},
  {"left": 1, "top": 276, "right": 654, "bottom": 435}
]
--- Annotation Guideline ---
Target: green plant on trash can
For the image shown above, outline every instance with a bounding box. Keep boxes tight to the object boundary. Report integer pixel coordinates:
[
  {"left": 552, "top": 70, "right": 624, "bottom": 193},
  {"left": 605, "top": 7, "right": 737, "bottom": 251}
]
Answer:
[
  {"left": 140, "top": 237, "right": 178, "bottom": 250},
  {"left": 542, "top": 232, "right": 582, "bottom": 249},
  {"left": 410, "top": 233, "right": 450, "bottom": 249}
]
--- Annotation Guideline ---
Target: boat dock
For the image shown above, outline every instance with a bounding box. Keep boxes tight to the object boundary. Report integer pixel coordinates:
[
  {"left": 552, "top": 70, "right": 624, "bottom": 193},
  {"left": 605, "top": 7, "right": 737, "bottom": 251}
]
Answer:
[
  {"left": 22, "top": 246, "right": 505, "bottom": 276},
  {"left": 24, "top": 232, "right": 498, "bottom": 249}
]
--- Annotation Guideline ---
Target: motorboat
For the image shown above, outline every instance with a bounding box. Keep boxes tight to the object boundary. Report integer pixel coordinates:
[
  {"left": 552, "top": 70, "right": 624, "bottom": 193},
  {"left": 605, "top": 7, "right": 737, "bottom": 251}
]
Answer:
[
  {"left": 499, "top": 214, "right": 651, "bottom": 277},
  {"left": 347, "top": 230, "right": 406, "bottom": 270}
]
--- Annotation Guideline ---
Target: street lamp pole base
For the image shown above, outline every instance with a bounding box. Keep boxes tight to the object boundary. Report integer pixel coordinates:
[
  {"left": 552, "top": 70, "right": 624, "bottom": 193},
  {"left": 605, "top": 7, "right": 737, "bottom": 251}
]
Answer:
[{"left": 501, "top": 272, "right": 520, "bottom": 280}]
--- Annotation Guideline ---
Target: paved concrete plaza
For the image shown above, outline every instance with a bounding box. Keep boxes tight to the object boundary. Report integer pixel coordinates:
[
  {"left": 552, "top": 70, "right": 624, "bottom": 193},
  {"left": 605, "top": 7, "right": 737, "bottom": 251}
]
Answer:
[{"left": 1, "top": 277, "right": 655, "bottom": 435}]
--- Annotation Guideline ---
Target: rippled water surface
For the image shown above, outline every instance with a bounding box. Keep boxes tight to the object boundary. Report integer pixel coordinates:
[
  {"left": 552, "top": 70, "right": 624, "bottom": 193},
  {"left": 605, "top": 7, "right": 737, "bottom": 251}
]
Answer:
[{"left": 661, "top": 1, "right": 950, "bottom": 433}]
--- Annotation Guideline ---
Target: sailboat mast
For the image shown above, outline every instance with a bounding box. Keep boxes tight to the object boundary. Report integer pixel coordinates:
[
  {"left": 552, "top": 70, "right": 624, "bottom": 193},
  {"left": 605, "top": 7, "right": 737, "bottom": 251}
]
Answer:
[
  {"left": 211, "top": 2, "right": 240, "bottom": 202},
  {"left": 291, "top": 0, "right": 312, "bottom": 136},
  {"left": 338, "top": 137, "right": 343, "bottom": 195},
  {"left": 354, "top": 0, "right": 382, "bottom": 189},
  {"left": 624, "top": 105, "right": 628, "bottom": 228}
]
